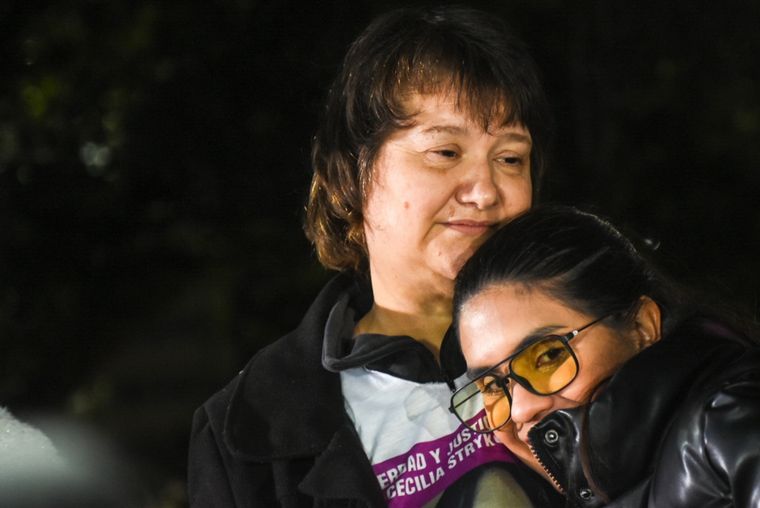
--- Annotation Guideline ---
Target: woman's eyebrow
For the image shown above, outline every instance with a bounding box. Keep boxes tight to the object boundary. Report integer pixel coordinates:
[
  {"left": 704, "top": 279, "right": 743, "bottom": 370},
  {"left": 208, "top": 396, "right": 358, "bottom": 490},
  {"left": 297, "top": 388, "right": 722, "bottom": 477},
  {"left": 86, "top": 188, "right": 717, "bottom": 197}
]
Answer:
[
  {"left": 419, "top": 125, "right": 531, "bottom": 145},
  {"left": 420, "top": 125, "right": 467, "bottom": 136},
  {"left": 513, "top": 325, "right": 564, "bottom": 350},
  {"left": 465, "top": 324, "right": 564, "bottom": 379},
  {"left": 492, "top": 131, "right": 532, "bottom": 144}
]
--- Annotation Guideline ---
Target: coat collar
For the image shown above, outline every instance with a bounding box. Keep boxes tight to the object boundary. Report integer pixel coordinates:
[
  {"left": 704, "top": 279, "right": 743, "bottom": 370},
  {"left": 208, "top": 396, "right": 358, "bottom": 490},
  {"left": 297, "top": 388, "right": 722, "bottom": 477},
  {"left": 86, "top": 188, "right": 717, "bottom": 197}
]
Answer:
[
  {"left": 219, "top": 273, "right": 386, "bottom": 503},
  {"left": 298, "top": 421, "right": 386, "bottom": 503},
  {"left": 223, "top": 273, "right": 361, "bottom": 460},
  {"left": 530, "top": 316, "right": 748, "bottom": 503}
]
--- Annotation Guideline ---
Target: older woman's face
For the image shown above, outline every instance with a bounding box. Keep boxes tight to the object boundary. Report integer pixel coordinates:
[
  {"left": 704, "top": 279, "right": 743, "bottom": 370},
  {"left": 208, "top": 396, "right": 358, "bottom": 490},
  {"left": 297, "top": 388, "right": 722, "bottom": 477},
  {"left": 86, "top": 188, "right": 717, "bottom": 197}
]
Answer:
[
  {"left": 458, "top": 284, "right": 649, "bottom": 480},
  {"left": 363, "top": 93, "right": 533, "bottom": 297}
]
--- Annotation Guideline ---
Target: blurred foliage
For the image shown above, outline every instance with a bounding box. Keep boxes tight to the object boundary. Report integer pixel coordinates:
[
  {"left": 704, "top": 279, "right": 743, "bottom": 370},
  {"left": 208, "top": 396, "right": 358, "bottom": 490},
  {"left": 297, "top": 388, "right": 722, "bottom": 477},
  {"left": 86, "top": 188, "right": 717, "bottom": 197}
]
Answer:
[{"left": 1, "top": 0, "right": 758, "bottom": 505}]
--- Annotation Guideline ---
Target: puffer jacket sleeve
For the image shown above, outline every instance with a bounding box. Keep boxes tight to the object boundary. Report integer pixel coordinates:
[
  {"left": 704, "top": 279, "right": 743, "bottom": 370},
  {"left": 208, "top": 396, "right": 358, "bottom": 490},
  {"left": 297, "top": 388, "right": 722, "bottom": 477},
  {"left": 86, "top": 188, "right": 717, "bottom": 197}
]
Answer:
[
  {"left": 647, "top": 369, "right": 760, "bottom": 507},
  {"left": 701, "top": 373, "right": 760, "bottom": 507}
]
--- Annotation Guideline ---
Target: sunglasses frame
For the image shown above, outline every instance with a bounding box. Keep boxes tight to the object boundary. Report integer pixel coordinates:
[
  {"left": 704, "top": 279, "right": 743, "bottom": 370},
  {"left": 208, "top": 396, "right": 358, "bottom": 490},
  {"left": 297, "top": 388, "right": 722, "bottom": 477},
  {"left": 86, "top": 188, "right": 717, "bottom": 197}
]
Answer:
[{"left": 449, "top": 314, "right": 611, "bottom": 433}]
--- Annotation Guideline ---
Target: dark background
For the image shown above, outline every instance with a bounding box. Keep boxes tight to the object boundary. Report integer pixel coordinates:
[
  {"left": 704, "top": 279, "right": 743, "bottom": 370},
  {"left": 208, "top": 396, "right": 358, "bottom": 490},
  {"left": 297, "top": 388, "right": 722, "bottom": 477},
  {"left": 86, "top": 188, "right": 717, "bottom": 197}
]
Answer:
[{"left": 2, "top": 1, "right": 758, "bottom": 506}]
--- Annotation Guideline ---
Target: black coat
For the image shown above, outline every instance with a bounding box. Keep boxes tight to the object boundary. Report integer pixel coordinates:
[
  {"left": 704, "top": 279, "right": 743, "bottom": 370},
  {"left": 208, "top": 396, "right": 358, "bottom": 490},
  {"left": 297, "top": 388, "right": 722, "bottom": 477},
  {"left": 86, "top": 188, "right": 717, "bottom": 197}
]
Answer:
[
  {"left": 528, "top": 317, "right": 760, "bottom": 507},
  {"left": 188, "top": 274, "right": 387, "bottom": 507},
  {"left": 189, "top": 274, "right": 565, "bottom": 507},
  {"left": 188, "top": 274, "right": 563, "bottom": 507}
]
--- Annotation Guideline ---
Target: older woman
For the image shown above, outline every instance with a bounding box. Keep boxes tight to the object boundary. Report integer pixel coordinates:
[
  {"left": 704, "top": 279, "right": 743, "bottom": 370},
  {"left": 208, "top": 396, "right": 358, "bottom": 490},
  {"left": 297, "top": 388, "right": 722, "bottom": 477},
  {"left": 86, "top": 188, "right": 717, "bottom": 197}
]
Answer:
[
  {"left": 188, "top": 6, "right": 560, "bottom": 507},
  {"left": 451, "top": 205, "right": 760, "bottom": 507}
]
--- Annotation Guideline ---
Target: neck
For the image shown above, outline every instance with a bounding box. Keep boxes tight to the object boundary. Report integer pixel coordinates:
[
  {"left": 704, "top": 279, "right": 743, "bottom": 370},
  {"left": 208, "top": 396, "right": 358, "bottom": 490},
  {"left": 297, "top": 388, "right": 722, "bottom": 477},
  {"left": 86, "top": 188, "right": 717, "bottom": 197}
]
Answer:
[{"left": 355, "top": 268, "right": 454, "bottom": 358}]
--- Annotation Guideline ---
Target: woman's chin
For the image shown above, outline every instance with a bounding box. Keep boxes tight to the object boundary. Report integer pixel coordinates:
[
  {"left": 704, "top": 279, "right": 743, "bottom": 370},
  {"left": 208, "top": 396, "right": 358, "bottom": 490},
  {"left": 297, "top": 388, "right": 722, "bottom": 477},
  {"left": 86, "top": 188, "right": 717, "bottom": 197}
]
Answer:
[{"left": 494, "top": 427, "right": 548, "bottom": 481}]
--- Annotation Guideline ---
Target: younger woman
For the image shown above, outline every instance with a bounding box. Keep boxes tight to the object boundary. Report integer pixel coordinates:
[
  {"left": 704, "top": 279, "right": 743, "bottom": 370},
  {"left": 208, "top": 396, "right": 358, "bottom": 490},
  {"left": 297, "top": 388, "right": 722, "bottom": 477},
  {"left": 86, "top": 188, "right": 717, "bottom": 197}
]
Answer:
[{"left": 450, "top": 205, "right": 760, "bottom": 507}]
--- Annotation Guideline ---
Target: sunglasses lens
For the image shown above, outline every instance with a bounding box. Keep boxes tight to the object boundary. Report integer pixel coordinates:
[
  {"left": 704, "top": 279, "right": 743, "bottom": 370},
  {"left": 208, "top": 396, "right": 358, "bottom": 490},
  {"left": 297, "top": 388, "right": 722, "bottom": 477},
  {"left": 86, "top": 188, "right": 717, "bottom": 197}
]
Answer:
[
  {"left": 479, "top": 376, "right": 511, "bottom": 430},
  {"left": 511, "top": 337, "right": 578, "bottom": 393},
  {"left": 452, "top": 337, "right": 578, "bottom": 431},
  {"left": 451, "top": 377, "right": 510, "bottom": 432}
]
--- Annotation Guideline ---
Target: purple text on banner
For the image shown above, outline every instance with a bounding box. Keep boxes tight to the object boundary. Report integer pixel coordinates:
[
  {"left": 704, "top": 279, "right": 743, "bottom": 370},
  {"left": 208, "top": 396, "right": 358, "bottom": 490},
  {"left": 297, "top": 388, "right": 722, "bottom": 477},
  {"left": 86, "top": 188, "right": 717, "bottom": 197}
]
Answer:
[{"left": 372, "top": 411, "right": 517, "bottom": 507}]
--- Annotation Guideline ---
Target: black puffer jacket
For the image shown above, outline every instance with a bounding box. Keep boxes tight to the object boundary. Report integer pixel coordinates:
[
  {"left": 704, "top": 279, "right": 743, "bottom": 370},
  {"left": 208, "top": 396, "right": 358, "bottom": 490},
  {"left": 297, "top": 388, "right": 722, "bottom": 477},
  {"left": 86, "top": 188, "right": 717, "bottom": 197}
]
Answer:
[{"left": 528, "top": 317, "right": 760, "bottom": 507}]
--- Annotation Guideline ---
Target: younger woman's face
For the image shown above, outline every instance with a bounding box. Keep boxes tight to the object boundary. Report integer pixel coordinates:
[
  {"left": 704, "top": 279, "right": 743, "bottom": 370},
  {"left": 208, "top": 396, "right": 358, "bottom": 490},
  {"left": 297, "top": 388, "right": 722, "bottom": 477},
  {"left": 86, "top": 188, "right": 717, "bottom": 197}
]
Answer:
[{"left": 458, "top": 284, "right": 650, "bottom": 479}]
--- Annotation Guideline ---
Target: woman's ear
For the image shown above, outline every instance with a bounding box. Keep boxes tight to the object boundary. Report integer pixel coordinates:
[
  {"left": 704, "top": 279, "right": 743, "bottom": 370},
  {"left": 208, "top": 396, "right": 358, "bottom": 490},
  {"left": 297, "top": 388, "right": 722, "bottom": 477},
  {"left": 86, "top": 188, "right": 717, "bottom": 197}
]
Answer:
[{"left": 632, "top": 296, "right": 662, "bottom": 350}]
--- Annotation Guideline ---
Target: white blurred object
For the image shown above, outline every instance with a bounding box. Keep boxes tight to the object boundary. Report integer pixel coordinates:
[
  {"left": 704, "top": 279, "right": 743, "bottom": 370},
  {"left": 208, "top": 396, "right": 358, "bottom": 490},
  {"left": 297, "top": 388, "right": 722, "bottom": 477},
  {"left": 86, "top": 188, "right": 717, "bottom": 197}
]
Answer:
[
  {"left": 0, "top": 407, "right": 141, "bottom": 507},
  {"left": 0, "top": 406, "right": 64, "bottom": 480}
]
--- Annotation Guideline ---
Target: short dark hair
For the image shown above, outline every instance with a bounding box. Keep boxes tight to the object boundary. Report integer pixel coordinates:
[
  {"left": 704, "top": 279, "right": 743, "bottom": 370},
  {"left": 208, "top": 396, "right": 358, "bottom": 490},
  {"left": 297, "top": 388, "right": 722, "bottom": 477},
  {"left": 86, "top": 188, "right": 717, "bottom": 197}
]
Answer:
[
  {"left": 453, "top": 205, "right": 681, "bottom": 335},
  {"left": 304, "top": 6, "right": 553, "bottom": 272}
]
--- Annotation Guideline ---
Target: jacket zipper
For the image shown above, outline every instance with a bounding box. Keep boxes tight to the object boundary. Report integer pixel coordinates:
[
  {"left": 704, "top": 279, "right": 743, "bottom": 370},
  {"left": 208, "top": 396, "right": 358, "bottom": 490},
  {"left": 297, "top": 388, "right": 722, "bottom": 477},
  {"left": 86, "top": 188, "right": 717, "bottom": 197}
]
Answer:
[{"left": 528, "top": 441, "right": 565, "bottom": 495}]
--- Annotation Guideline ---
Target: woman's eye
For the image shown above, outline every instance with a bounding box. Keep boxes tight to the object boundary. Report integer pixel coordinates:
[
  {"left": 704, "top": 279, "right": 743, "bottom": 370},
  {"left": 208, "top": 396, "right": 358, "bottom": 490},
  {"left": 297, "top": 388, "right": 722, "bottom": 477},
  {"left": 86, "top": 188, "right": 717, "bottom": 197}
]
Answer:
[
  {"left": 479, "top": 377, "right": 502, "bottom": 395},
  {"left": 535, "top": 347, "right": 567, "bottom": 369},
  {"left": 498, "top": 155, "right": 523, "bottom": 166},
  {"left": 424, "top": 146, "right": 461, "bottom": 164},
  {"left": 431, "top": 149, "right": 459, "bottom": 159}
]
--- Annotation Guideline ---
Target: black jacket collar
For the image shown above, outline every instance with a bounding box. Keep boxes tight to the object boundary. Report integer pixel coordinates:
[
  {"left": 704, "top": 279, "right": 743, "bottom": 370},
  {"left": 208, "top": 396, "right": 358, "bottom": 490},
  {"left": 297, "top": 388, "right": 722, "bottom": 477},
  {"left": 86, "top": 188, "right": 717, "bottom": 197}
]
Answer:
[
  {"left": 216, "top": 272, "right": 466, "bottom": 504},
  {"left": 221, "top": 271, "right": 467, "bottom": 459},
  {"left": 218, "top": 273, "right": 386, "bottom": 503},
  {"left": 321, "top": 286, "right": 465, "bottom": 383},
  {"left": 529, "top": 316, "right": 749, "bottom": 505},
  {"left": 223, "top": 273, "right": 359, "bottom": 461}
]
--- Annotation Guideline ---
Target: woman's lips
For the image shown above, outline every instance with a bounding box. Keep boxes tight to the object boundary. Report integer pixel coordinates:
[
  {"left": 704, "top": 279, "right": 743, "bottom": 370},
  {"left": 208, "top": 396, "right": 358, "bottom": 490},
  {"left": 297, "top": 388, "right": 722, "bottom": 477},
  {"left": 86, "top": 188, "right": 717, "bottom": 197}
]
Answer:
[{"left": 444, "top": 220, "right": 495, "bottom": 235}]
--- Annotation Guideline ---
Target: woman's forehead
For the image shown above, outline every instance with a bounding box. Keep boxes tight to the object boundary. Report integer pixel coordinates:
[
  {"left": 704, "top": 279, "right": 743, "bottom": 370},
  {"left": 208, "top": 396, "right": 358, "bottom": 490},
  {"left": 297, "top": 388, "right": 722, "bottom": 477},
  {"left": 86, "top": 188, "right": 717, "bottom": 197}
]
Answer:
[
  {"left": 398, "top": 91, "right": 529, "bottom": 136},
  {"left": 459, "top": 285, "right": 581, "bottom": 351},
  {"left": 397, "top": 80, "right": 523, "bottom": 129}
]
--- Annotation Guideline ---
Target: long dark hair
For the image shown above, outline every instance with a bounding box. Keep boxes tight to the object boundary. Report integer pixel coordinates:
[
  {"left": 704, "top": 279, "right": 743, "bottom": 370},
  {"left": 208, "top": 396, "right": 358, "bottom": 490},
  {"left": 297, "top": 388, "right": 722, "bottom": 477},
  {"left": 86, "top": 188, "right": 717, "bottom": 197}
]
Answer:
[
  {"left": 454, "top": 204, "right": 758, "bottom": 501},
  {"left": 454, "top": 205, "right": 683, "bottom": 335},
  {"left": 452, "top": 205, "right": 677, "bottom": 502}
]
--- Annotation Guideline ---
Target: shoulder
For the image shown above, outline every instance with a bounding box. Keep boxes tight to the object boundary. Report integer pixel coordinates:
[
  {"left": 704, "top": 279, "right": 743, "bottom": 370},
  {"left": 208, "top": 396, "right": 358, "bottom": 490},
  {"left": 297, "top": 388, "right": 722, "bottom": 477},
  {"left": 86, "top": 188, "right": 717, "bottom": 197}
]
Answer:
[
  {"left": 187, "top": 274, "right": 376, "bottom": 505},
  {"left": 193, "top": 273, "right": 359, "bottom": 420},
  {"left": 650, "top": 338, "right": 760, "bottom": 506},
  {"left": 190, "top": 272, "right": 362, "bottom": 459},
  {"left": 188, "top": 372, "right": 279, "bottom": 507},
  {"left": 697, "top": 346, "right": 760, "bottom": 465},
  {"left": 187, "top": 273, "right": 346, "bottom": 506},
  {"left": 662, "top": 317, "right": 760, "bottom": 447}
]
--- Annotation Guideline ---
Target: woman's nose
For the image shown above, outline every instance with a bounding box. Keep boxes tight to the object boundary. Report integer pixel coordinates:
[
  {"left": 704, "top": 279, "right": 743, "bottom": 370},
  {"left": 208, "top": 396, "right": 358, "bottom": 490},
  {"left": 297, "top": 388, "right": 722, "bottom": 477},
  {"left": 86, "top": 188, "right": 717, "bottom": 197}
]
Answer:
[
  {"left": 456, "top": 159, "right": 499, "bottom": 209},
  {"left": 509, "top": 383, "right": 555, "bottom": 425}
]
